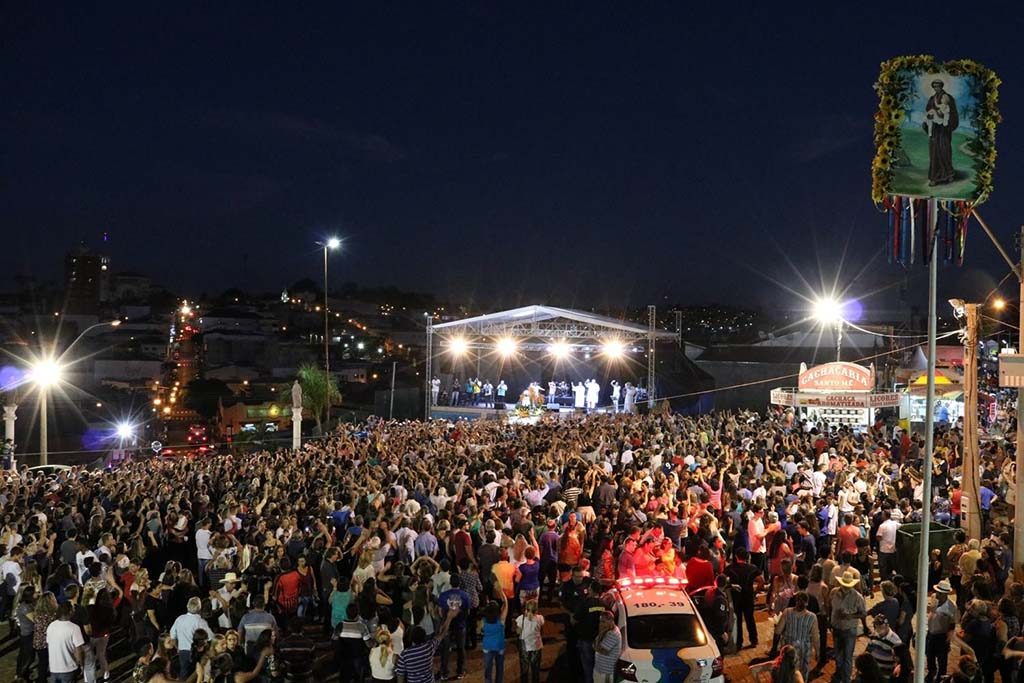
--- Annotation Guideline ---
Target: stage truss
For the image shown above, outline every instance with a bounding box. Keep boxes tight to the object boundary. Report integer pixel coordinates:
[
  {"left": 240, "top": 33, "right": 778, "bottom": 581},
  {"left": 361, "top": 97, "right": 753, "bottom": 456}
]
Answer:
[{"left": 424, "top": 305, "right": 678, "bottom": 418}]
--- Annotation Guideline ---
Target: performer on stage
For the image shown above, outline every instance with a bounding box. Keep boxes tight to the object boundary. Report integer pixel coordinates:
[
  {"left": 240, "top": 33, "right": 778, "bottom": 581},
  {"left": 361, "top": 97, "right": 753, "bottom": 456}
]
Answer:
[
  {"left": 572, "top": 381, "right": 585, "bottom": 409},
  {"left": 430, "top": 377, "right": 440, "bottom": 405},
  {"left": 482, "top": 380, "right": 494, "bottom": 407},
  {"left": 496, "top": 380, "right": 508, "bottom": 405},
  {"left": 585, "top": 378, "right": 599, "bottom": 411},
  {"left": 624, "top": 382, "right": 637, "bottom": 414},
  {"left": 548, "top": 380, "right": 557, "bottom": 403},
  {"left": 450, "top": 378, "right": 461, "bottom": 406},
  {"left": 610, "top": 380, "right": 621, "bottom": 413}
]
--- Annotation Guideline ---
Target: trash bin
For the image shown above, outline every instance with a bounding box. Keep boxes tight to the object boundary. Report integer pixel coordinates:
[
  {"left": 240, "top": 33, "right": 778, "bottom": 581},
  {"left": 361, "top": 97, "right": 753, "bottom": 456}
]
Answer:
[{"left": 894, "top": 522, "right": 958, "bottom": 583}]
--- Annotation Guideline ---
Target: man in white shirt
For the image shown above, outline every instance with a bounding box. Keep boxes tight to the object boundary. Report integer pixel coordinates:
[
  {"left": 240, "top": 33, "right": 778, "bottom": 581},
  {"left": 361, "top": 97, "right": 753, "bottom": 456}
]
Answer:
[
  {"left": 810, "top": 464, "right": 828, "bottom": 497},
  {"left": 876, "top": 510, "right": 901, "bottom": 582},
  {"left": 394, "top": 520, "right": 419, "bottom": 564},
  {"left": 75, "top": 545, "right": 97, "bottom": 584},
  {"left": 620, "top": 449, "right": 634, "bottom": 467},
  {"left": 47, "top": 603, "right": 86, "bottom": 683},
  {"left": 747, "top": 507, "right": 768, "bottom": 573},
  {"left": 0, "top": 546, "right": 24, "bottom": 596},
  {"left": 195, "top": 518, "right": 213, "bottom": 588},
  {"left": 170, "top": 597, "right": 214, "bottom": 676}
]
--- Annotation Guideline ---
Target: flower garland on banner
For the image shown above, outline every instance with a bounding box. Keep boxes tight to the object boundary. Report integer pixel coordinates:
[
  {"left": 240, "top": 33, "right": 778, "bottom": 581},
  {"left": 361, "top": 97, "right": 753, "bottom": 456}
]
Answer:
[{"left": 873, "top": 55, "right": 1000, "bottom": 266}]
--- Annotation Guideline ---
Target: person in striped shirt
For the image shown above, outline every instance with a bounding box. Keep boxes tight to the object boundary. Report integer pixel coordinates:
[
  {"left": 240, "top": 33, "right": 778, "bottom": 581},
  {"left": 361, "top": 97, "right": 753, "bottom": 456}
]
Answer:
[
  {"left": 865, "top": 615, "right": 902, "bottom": 680},
  {"left": 395, "top": 605, "right": 456, "bottom": 683}
]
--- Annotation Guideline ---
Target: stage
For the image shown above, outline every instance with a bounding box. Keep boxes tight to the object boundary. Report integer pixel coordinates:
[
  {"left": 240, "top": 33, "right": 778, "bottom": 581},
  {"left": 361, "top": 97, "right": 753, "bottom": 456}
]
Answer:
[{"left": 426, "top": 402, "right": 625, "bottom": 422}]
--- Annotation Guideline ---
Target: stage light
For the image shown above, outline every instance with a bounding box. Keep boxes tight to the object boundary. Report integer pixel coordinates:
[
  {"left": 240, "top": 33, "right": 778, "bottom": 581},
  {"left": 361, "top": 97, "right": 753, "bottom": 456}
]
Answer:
[
  {"left": 448, "top": 337, "right": 468, "bottom": 356},
  {"left": 994, "top": 298, "right": 1007, "bottom": 311},
  {"left": 601, "top": 340, "right": 625, "bottom": 358},
  {"left": 115, "top": 423, "right": 135, "bottom": 440},
  {"left": 549, "top": 340, "right": 570, "bottom": 359},
  {"left": 496, "top": 337, "right": 517, "bottom": 357},
  {"left": 812, "top": 297, "right": 843, "bottom": 325}
]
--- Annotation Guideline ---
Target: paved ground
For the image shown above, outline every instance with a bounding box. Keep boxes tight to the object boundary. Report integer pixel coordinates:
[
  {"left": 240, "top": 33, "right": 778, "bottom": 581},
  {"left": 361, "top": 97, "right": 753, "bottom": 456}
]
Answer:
[{"left": 0, "top": 591, "right": 967, "bottom": 682}]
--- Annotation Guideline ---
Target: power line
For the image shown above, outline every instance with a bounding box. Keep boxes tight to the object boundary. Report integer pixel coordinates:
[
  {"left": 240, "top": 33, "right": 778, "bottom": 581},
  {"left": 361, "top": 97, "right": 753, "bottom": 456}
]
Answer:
[{"left": 636, "top": 330, "right": 961, "bottom": 404}]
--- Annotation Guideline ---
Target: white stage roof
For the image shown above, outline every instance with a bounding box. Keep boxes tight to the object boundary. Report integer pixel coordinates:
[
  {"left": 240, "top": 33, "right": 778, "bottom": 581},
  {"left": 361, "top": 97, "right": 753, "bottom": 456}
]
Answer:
[{"left": 431, "top": 305, "right": 677, "bottom": 340}]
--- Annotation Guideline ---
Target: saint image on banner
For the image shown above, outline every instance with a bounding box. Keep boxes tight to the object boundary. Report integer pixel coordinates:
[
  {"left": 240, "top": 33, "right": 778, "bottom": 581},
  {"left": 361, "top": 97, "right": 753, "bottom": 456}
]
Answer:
[{"left": 923, "top": 78, "right": 958, "bottom": 187}]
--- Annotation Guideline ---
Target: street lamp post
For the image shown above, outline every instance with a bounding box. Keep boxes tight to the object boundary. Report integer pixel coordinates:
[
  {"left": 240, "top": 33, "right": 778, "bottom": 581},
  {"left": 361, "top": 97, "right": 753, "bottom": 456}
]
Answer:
[
  {"left": 30, "top": 319, "right": 121, "bottom": 465},
  {"left": 813, "top": 297, "right": 845, "bottom": 361},
  {"left": 321, "top": 238, "right": 341, "bottom": 376}
]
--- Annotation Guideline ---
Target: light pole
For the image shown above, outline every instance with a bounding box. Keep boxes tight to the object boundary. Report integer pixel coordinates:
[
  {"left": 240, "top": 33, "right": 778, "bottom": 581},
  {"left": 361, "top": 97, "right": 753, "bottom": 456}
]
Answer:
[
  {"left": 813, "top": 297, "right": 845, "bottom": 361},
  {"left": 29, "top": 319, "right": 121, "bottom": 465},
  {"left": 320, "top": 238, "right": 341, "bottom": 376}
]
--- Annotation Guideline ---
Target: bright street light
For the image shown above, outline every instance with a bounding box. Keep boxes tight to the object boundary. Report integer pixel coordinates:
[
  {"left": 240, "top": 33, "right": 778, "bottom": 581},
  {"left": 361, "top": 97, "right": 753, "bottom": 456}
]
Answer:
[
  {"left": 24, "top": 319, "right": 121, "bottom": 465},
  {"left": 993, "top": 298, "right": 1007, "bottom": 311},
  {"left": 813, "top": 297, "right": 845, "bottom": 361},
  {"left": 29, "top": 358, "right": 63, "bottom": 387},
  {"left": 320, "top": 238, "right": 342, "bottom": 377},
  {"left": 812, "top": 297, "right": 844, "bottom": 325}
]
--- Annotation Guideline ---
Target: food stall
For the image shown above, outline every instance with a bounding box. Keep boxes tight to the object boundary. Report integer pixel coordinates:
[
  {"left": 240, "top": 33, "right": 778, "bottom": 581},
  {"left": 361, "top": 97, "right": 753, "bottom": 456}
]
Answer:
[{"left": 770, "top": 361, "right": 900, "bottom": 428}]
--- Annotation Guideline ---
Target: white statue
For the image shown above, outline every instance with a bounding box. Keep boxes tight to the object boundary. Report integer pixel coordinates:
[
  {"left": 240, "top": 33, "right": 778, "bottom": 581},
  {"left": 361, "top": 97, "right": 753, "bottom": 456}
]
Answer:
[{"left": 291, "top": 380, "right": 303, "bottom": 411}]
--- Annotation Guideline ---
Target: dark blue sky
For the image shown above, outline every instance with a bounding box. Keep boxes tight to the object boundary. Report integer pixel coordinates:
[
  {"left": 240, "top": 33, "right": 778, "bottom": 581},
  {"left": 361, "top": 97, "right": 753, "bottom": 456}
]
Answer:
[{"left": 3, "top": 3, "right": 1024, "bottom": 312}]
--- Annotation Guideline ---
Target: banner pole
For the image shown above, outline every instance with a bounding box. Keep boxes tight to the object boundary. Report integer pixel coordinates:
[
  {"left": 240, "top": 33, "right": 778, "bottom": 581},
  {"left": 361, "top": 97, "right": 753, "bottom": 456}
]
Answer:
[{"left": 913, "top": 198, "right": 938, "bottom": 683}]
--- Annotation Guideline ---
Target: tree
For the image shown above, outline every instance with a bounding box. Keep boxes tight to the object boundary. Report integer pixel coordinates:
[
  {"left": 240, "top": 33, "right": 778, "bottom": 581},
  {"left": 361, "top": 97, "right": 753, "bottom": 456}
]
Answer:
[
  {"left": 183, "top": 378, "right": 233, "bottom": 420},
  {"left": 293, "top": 364, "right": 341, "bottom": 435}
]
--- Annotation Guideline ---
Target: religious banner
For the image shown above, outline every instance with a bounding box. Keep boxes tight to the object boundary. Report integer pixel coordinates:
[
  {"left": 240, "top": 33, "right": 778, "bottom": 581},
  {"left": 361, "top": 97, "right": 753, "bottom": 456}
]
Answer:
[
  {"left": 872, "top": 56, "right": 1000, "bottom": 204},
  {"left": 872, "top": 57, "right": 1000, "bottom": 267}
]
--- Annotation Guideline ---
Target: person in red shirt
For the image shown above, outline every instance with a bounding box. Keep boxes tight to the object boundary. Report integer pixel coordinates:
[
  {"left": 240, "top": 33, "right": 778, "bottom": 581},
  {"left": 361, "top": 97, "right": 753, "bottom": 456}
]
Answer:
[
  {"left": 836, "top": 514, "right": 861, "bottom": 558},
  {"left": 452, "top": 516, "right": 476, "bottom": 566},
  {"left": 950, "top": 480, "right": 962, "bottom": 526},
  {"left": 274, "top": 558, "right": 303, "bottom": 617},
  {"left": 684, "top": 545, "right": 716, "bottom": 591},
  {"left": 634, "top": 537, "right": 659, "bottom": 576}
]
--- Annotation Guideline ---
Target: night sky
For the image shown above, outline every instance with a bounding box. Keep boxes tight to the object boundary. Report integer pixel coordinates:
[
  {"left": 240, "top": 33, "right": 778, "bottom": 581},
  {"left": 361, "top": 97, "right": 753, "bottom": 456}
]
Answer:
[{"left": 3, "top": 3, "right": 1024, "bottom": 314}]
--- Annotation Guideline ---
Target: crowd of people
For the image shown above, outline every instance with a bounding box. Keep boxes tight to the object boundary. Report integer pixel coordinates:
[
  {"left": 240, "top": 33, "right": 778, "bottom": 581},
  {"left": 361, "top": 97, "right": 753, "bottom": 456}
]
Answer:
[{"left": 0, "top": 404, "right": 1021, "bottom": 683}]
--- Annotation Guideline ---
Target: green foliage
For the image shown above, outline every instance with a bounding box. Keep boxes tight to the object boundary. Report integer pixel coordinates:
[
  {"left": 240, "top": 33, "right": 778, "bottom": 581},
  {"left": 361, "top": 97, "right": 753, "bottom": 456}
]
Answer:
[{"left": 294, "top": 364, "right": 341, "bottom": 433}]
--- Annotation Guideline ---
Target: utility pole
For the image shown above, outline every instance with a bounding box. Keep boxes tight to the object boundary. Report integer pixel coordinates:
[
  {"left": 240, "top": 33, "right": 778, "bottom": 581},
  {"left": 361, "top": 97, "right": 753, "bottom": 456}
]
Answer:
[
  {"left": 974, "top": 213, "right": 1024, "bottom": 566},
  {"left": 389, "top": 361, "right": 397, "bottom": 420},
  {"left": 913, "top": 201, "right": 939, "bottom": 683},
  {"left": 959, "top": 302, "right": 981, "bottom": 539},
  {"left": 1017, "top": 225, "right": 1024, "bottom": 564}
]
